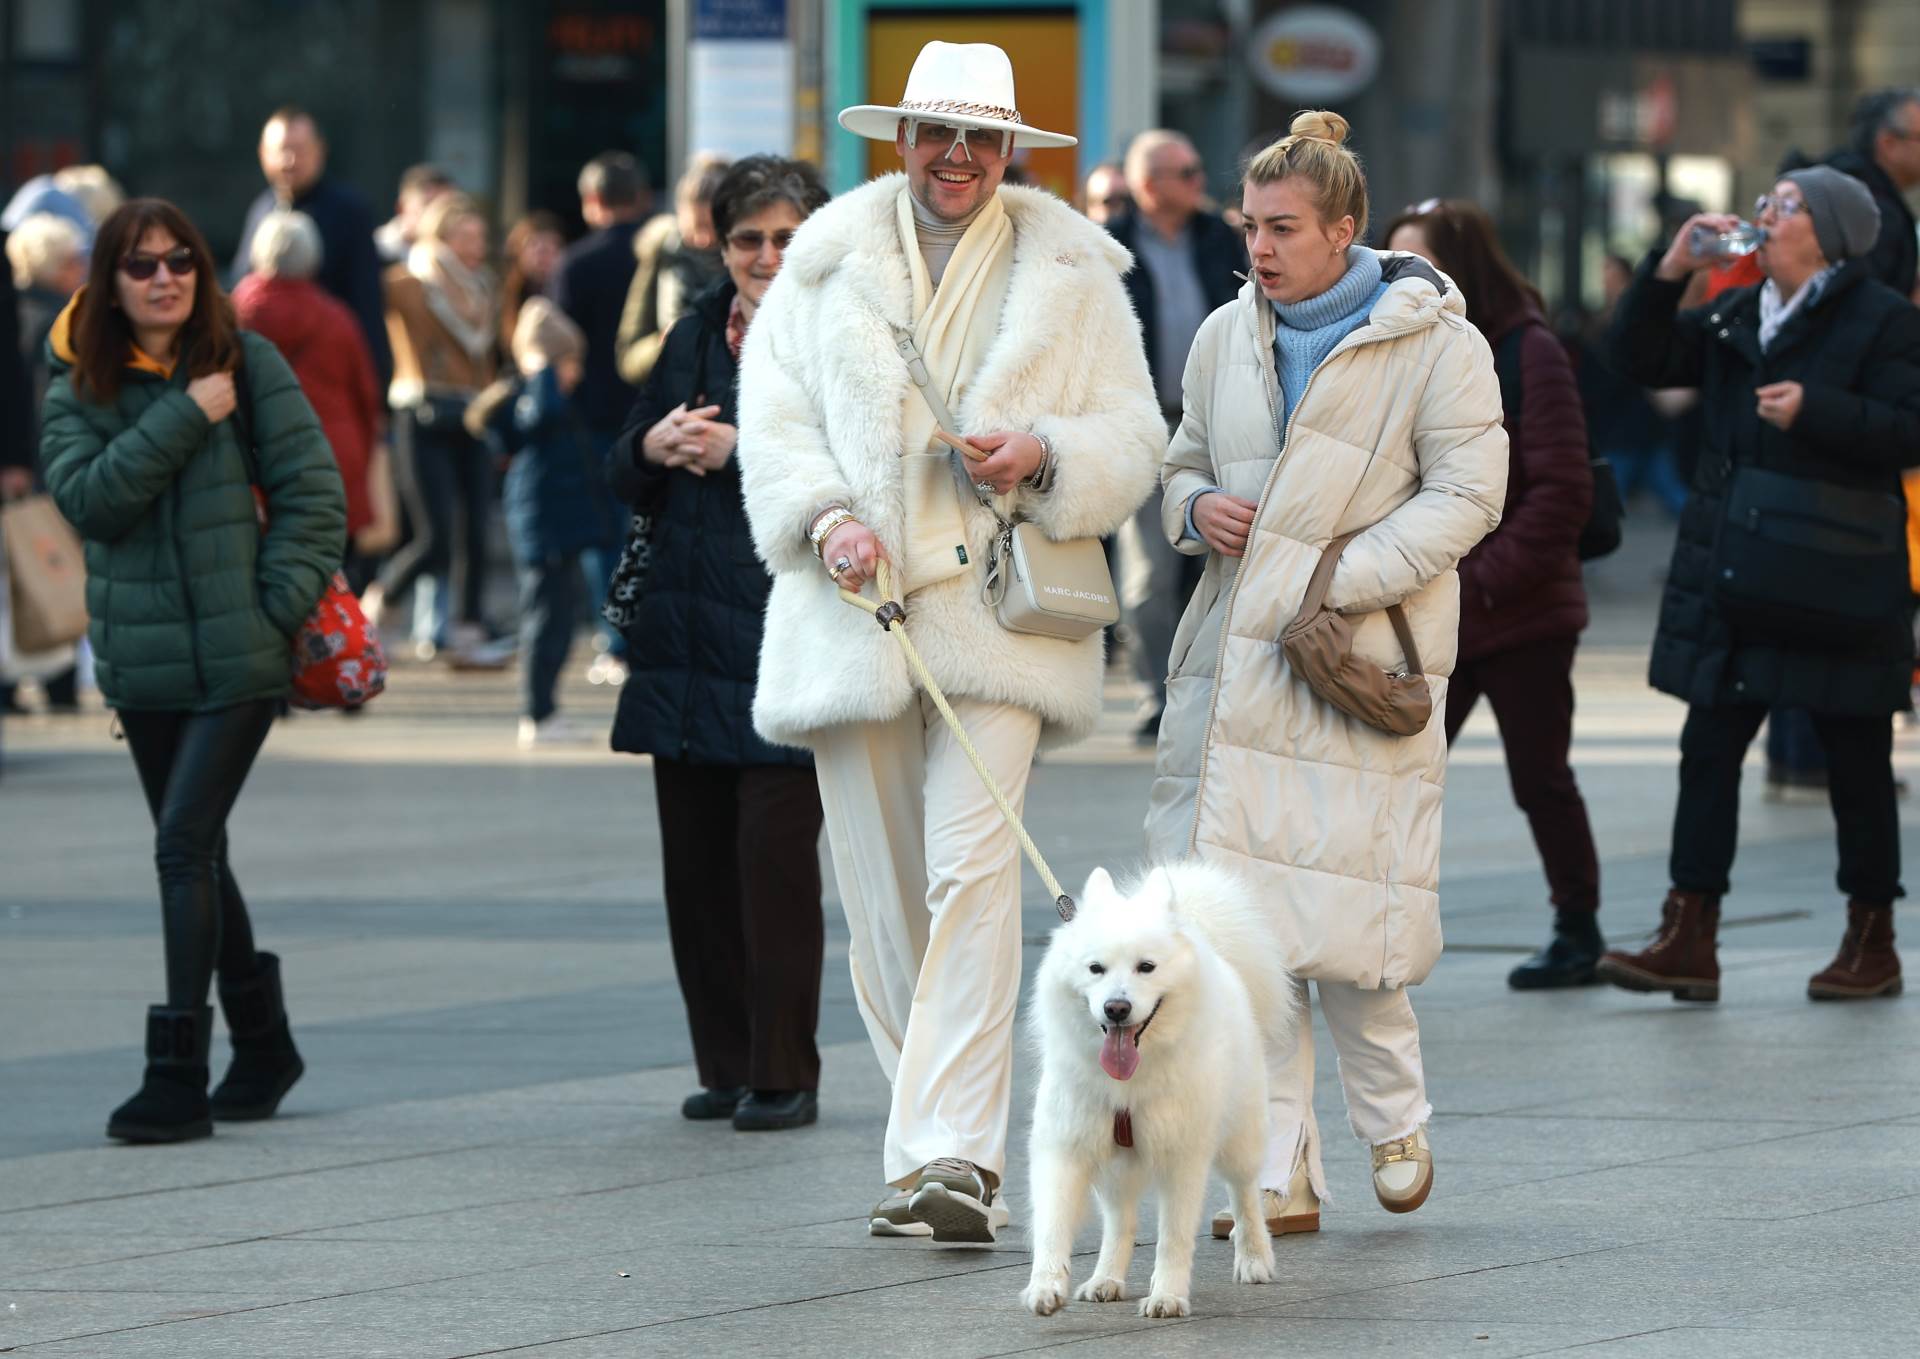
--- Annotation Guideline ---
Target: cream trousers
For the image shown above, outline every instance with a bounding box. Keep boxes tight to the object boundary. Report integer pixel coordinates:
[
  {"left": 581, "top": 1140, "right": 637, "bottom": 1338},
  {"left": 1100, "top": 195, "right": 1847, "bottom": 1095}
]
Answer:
[
  {"left": 814, "top": 692, "right": 1042, "bottom": 1188},
  {"left": 1259, "top": 978, "right": 1433, "bottom": 1199}
]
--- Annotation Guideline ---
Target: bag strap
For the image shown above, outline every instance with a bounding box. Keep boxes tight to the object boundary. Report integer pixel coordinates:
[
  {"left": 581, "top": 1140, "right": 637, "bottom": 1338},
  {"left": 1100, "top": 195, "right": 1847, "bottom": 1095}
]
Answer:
[
  {"left": 1298, "top": 530, "right": 1424, "bottom": 677},
  {"left": 230, "top": 364, "right": 259, "bottom": 481},
  {"left": 890, "top": 323, "right": 1003, "bottom": 518}
]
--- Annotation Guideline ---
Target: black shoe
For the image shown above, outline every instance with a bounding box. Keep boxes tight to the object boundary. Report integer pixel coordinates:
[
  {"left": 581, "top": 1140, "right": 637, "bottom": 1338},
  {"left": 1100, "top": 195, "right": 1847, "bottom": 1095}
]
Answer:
[
  {"left": 1133, "top": 709, "right": 1163, "bottom": 747},
  {"left": 732, "top": 1089, "right": 818, "bottom": 1132},
  {"left": 107, "top": 1006, "right": 214, "bottom": 1143},
  {"left": 682, "top": 1086, "right": 747, "bottom": 1121},
  {"left": 210, "top": 953, "right": 305, "bottom": 1121},
  {"left": 1508, "top": 912, "right": 1605, "bottom": 990}
]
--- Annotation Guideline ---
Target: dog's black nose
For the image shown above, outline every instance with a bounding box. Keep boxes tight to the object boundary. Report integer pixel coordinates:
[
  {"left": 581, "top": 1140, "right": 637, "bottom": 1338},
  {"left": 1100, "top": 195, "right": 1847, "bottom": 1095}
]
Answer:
[{"left": 1103, "top": 999, "right": 1132, "bottom": 1024}]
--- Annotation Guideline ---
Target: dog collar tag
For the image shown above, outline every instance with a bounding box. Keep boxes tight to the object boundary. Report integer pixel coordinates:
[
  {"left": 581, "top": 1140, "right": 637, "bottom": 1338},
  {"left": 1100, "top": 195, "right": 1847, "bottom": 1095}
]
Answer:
[{"left": 1114, "top": 1109, "right": 1133, "bottom": 1148}]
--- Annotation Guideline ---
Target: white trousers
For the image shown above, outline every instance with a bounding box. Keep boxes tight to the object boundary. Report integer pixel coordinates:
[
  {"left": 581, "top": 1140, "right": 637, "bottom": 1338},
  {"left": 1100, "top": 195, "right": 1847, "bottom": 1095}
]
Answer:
[
  {"left": 814, "top": 693, "right": 1042, "bottom": 1188},
  {"left": 1259, "top": 978, "right": 1433, "bottom": 1198}
]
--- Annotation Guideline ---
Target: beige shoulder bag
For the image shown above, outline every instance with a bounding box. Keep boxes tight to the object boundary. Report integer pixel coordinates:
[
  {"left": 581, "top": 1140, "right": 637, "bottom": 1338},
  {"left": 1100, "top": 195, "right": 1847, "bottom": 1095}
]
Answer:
[
  {"left": 1280, "top": 530, "right": 1432, "bottom": 737},
  {"left": 892, "top": 327, "right": 1118, "bottom": 642}
]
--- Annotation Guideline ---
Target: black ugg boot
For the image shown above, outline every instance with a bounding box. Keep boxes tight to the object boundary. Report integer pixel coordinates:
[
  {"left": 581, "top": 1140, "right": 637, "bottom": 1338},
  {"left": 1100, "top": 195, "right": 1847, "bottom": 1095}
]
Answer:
[
  {"left": 107, "top": 1006, "right": 214, "bottom": 1143},
  {"left": 1508, "top": 909, "right": 1606, "bottom": 990},
  {"left": 210, "top": 952, "right": 305, "bottom": 1121}
]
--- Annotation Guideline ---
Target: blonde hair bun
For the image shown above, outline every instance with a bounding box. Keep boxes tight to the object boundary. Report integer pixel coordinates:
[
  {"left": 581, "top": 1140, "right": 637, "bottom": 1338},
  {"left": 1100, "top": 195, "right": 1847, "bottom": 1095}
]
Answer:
[{"left": 1288, "top": 110, "right": 1350, "bottom": 146}]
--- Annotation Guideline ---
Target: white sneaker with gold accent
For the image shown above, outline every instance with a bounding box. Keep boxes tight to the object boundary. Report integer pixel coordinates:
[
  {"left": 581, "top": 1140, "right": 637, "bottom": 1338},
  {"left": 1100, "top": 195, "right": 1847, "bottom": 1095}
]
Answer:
[{"left": 1371, "top": 1125, "right": 1433, "bottom": 1213}]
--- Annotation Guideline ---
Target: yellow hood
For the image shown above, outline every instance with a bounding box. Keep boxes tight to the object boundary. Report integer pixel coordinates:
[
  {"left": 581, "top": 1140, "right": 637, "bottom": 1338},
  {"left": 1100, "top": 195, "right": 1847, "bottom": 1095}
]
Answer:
[{"left": 49, "top": 287, "right": 177, "bottom": 378}]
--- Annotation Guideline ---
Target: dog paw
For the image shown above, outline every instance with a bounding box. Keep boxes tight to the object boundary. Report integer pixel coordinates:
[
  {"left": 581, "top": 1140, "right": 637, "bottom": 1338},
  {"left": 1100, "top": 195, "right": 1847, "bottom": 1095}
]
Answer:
[
  {"left": 1021, "top": 1279, "right": 1069, "bottom": 1317},
  {"left": 1074, "top": 1275, "right": 1127, "bottom": 1303},
  {"left": 1233, "top": 1251, "right": 1275, "bottom": 1285},
  {"left": 1138, "top": 1292, "right": 1191, "bottom": 1319}
]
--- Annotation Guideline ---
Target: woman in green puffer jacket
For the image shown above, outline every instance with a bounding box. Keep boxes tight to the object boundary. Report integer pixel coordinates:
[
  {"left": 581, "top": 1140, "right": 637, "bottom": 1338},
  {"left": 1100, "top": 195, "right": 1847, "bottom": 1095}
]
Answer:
[{"left": 39, "top": 198, "right": 345, "bottom": 1145}]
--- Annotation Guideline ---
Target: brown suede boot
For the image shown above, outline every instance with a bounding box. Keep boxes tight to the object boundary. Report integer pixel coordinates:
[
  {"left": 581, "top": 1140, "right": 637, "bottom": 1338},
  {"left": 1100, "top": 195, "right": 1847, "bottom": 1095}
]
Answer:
[
  {"left": 1807, "top": 902, "right": 1903, "bottom": 1000},
  {"left": 1595, "top": 890, "right": 1721, "bottom": 1002}
]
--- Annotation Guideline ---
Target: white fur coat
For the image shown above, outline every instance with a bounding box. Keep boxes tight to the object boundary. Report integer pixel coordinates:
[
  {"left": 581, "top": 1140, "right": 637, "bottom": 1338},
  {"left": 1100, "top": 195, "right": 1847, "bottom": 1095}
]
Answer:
[{"left": 736, "top": 175, "right": 1164, "bottom": 749}]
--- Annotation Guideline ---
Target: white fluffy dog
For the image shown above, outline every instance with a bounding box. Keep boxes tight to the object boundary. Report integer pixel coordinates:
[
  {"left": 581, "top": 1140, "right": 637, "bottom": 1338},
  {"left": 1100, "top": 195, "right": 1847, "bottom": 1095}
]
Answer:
[{"left": 1021, "top": 861, "right": 1293, "bottom": 1319}]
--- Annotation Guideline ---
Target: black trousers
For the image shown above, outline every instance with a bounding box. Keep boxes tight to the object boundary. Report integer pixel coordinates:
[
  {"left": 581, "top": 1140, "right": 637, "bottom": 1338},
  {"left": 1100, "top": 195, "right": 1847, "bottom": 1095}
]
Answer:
[
  {"left": 652, "top": 758, "right": 826, "bottom": 1092},
  {"left": 1670, "top": 701, "right": 1902, "bottom": 903},
  {"left": 1445, "top": 635, "right": 1601, "bottom": 913},
  {"left": 376, "top": 412, "right": 491, "bottom": 626},
  {"left": 119, "top": 701, "right": 278, "bottom": 1007},
  {"left": 516, "top": 554, "right": 579, "bottom": 722}
]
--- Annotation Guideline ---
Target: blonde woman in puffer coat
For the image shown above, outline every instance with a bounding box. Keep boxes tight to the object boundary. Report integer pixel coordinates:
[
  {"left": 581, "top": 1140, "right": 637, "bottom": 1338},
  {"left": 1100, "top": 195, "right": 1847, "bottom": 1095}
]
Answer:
[{"left": 1145, "top": 112, "right": 1508, "bottom": 1237}]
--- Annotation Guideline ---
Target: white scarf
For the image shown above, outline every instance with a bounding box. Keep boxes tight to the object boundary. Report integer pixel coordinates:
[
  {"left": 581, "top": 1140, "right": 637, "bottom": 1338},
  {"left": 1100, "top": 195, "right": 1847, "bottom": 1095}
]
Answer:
[
  {"left": 407, "top": 239, "right": 497, "bottom": 362},
  {"left": 892, "top": 187, "right": 1014, "bottom": 595},
  {"left": 1757, "top": 264, "right": 1837, "bottom": 352}
]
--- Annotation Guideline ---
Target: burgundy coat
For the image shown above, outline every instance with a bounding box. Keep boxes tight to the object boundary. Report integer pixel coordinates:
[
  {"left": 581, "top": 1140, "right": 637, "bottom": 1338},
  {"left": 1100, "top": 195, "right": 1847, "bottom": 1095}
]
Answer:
[
  {"left": 1456, "top": 311, "right": 1591, "bottom": 663},
  {"left": 233, "top": 274, "right": 381, "bottom": 536}
]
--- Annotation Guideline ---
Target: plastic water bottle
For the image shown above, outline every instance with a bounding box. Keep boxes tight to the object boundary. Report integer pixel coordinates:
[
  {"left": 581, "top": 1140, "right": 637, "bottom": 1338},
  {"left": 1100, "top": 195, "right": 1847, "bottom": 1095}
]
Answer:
[{"left": 1689, "top": 222, "right": 1766, "bottom": 259}]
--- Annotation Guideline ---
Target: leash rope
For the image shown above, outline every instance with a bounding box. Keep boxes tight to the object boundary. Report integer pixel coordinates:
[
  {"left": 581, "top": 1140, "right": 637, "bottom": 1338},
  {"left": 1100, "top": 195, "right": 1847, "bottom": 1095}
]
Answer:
[{"left": 839, "top": 559, "right": 1077, "bottom": 922}]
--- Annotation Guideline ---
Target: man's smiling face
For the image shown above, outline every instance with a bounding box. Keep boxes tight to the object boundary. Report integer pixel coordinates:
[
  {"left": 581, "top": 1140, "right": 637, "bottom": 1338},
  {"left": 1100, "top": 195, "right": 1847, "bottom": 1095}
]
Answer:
[{"left": 896, "top": 118, "right": 1009, "bottom": 221}]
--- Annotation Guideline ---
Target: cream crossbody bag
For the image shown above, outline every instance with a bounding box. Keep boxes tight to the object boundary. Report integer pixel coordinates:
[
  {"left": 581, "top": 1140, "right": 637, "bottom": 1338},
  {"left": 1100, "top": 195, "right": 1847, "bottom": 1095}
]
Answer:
[{"left": 892, "top": 326, "right": 1118, "bottom": 642}]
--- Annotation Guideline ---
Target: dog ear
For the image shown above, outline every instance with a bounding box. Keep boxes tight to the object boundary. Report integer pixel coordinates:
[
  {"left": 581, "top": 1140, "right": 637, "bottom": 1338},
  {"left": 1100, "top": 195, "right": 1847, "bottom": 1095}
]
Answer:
[
  {"left": 1083, "top": 866, "right": 1116, "bottom": 905},
  {"left": 1143, "top": 865, "right": 1179, "bottom": 916}
]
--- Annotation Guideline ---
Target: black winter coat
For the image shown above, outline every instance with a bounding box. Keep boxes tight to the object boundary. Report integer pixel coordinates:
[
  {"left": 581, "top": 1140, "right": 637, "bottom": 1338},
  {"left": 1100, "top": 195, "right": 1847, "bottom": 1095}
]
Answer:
[
  {"left": 607, "top": 283, "right": 807, "bottom": 768},
  {"left": 1107, "top": 210, "right": 1246, "bottom": 402},
  {"left": 1821, "top": 149, "right": 1917, "bottom": 298},
  {"left": 1610, "top": 253, "right": 1920, "bottom": 716}
]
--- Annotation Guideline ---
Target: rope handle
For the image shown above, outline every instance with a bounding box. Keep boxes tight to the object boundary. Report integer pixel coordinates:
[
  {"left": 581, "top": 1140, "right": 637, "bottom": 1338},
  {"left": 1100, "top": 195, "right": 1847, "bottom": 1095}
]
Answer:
[{"left": 839, "top": 559, "right": 1077, "bottom": 922}]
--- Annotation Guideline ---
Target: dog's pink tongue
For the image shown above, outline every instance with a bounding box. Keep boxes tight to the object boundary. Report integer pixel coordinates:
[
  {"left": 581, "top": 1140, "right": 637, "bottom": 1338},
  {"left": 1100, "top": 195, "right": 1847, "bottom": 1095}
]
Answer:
[{"left": 1100, "top": 1026, "right": 1141, "bottom": 1081}]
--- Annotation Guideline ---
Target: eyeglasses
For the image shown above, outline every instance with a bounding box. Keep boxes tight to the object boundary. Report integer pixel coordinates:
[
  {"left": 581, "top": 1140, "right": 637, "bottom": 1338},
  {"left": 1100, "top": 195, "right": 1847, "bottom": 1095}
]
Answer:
[
  {"left": 119, "top": 248, "right": 197, "bottom": 281},
  {"left": 1157, "top": 164, "right": 1205, "bottom": 183},
  {"left": 1754, "top": 194, "right": 1805, "bottom": 220},
  {"left": 906, "top": 120, "right": 1007, "bottom": 160},
  {"left": 726, "top": 228, "right": 796, "bottom": 255},
  {"left": 1097, "top": 194, "right": 1131, "bottom": 210}
]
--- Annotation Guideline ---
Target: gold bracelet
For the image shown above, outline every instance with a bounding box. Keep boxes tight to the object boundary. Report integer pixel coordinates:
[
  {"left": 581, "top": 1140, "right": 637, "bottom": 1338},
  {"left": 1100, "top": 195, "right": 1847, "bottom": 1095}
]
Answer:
[{"left": 807, "top": 506, "right": 856, "bottom": 557}]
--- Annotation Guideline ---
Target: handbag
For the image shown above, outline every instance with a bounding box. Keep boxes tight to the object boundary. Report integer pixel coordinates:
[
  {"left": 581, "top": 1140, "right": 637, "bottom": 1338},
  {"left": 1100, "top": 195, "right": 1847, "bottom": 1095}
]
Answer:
[
  {"left": 892, "top": 327, "right": 1117, "bottom": 641},
  {"left": 1281, "top": 531, "right": 1433, "bottom": 737},
  {"left": 1710, "top": 464, "right": 1907, "bottom": 645},
  {"left": 233, "top": 369, "right": 387, "bottom": 709},
  {"left": 601, "top": 509, "right": 655, "bottom": 637},
  {"left": 2, "top": 493, "right": 88, "bottom": 652}
]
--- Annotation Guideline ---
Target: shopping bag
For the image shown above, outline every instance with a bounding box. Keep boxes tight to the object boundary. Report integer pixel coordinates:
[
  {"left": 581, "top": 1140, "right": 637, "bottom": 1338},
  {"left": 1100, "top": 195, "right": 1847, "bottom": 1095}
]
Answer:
[{"left": 2, "top": 495, "right": 88, "bottom": 652}]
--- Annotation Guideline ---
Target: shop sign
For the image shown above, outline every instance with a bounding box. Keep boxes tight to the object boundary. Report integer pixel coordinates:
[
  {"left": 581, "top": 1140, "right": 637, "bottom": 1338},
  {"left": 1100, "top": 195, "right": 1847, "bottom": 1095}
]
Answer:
[{"left": 1248, "top": 5, "right": 1380, "bottom": 102}]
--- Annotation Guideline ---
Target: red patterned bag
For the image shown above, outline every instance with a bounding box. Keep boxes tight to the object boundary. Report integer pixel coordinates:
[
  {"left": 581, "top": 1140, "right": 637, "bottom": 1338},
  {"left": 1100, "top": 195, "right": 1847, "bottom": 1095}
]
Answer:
[
  {"left": 235, "top": 368, "right": 387, "bottom": 709},
  {"left": 282, "top": 561, "right": 387, "bottom": 709}
]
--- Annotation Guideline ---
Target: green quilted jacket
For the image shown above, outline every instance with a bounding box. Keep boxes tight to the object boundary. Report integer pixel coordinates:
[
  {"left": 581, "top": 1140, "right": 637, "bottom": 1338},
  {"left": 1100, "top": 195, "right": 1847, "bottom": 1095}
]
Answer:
[{"left": 39, "top": 322, "right": 347, "bottom": 712}]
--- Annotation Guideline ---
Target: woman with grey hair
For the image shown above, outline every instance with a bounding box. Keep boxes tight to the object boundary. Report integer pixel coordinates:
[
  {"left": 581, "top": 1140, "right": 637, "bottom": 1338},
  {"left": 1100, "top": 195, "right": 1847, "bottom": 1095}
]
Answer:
[
  {"left": 234, "top": 211, "right": 383, "bottom": 557},
  {"left": 1601, "top": 167, "right": 1920, "bottom": 1004}
]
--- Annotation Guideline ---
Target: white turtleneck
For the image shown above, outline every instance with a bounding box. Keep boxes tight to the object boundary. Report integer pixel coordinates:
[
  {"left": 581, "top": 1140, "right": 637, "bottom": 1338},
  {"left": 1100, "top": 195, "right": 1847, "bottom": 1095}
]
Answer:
[{"left": 911, "top": 192, "right": 986, "bottom": 289}]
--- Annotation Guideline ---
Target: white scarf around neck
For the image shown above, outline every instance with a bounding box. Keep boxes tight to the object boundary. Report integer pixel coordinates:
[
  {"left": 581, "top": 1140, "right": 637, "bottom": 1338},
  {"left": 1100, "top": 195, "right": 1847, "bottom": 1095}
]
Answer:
[{"left": 407, "top": 239, "right": 497, "bottom": 362}]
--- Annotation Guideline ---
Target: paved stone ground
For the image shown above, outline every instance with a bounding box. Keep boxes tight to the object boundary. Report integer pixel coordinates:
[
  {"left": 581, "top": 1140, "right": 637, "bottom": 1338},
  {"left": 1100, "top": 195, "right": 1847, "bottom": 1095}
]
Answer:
[{"left": 3, "top": 510, "right": 1917, "bottom": 1357}]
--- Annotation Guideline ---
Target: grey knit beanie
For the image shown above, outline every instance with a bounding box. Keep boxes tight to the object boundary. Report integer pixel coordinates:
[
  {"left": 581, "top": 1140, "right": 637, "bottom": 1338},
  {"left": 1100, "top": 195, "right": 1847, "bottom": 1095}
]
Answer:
[{"left": 1779, "top": 166, "right": 1882, "bottom": 263}]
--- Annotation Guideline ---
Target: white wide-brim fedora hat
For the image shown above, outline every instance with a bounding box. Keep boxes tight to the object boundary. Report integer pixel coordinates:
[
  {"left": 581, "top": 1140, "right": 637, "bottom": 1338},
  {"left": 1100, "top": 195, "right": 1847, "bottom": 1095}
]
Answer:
[{"left": 839, "top": 40, "right": 1077, "bottom": 150}]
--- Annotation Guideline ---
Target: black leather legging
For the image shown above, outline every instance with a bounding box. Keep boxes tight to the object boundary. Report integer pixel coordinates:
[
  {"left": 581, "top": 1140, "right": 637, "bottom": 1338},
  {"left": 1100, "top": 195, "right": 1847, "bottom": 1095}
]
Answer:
[{"left": 119, "top": 701, "right": 278, "bottom": 1007}]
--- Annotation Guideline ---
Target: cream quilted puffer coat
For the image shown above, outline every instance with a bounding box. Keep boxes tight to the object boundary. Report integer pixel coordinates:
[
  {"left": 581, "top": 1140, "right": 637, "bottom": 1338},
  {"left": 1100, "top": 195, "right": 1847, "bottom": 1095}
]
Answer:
[{"left": 1144, "top": 256, "right": 1508, "bottom": 988}]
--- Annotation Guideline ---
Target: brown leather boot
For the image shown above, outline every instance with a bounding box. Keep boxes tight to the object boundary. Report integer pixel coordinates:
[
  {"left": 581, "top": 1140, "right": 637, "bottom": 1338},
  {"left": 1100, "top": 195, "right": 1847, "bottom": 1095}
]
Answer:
[
  {"left": 1807, "top": 902, "right": 1903, "bottom": 1000},
  {"left": 1595, "top": 890, "right": 1720, "bottom": 1002}
]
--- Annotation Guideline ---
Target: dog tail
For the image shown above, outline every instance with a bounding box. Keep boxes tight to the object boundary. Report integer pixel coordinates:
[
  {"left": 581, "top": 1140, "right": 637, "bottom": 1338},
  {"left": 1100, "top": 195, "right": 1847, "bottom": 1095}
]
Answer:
[{"left": 1149, "top": 859, "right": 1295, "bottom": 1051}]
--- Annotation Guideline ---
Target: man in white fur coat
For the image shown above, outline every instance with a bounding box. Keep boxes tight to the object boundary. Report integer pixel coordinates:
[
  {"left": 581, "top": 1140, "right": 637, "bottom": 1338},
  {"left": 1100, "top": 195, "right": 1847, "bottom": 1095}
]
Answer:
[{"left": 735, "top": 41, "right": 1163, "bottom": 1241}]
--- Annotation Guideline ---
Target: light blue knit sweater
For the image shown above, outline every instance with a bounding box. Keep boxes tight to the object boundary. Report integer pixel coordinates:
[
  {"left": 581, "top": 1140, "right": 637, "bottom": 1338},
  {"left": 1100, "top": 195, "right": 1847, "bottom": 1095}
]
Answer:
[
  {"left": 1183, "top": 247, "right": 1388, "bottom": 538},
  {"left": 1270, "top": 246, "right": 1387, "bottom": 436}
]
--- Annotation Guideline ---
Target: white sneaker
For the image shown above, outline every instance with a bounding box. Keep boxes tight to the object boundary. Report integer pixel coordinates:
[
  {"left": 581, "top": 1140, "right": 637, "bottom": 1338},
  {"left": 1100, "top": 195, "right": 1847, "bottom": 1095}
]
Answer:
[
  {"left": 906, "top": 1158, "right": 1009, "bottom": 1243},
  {"left": 517, "top": 715, "right": 593, "bottom": 750},
  {"left": 1371, "top": 1125, "right": 1433, "bottom": 1214}
]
